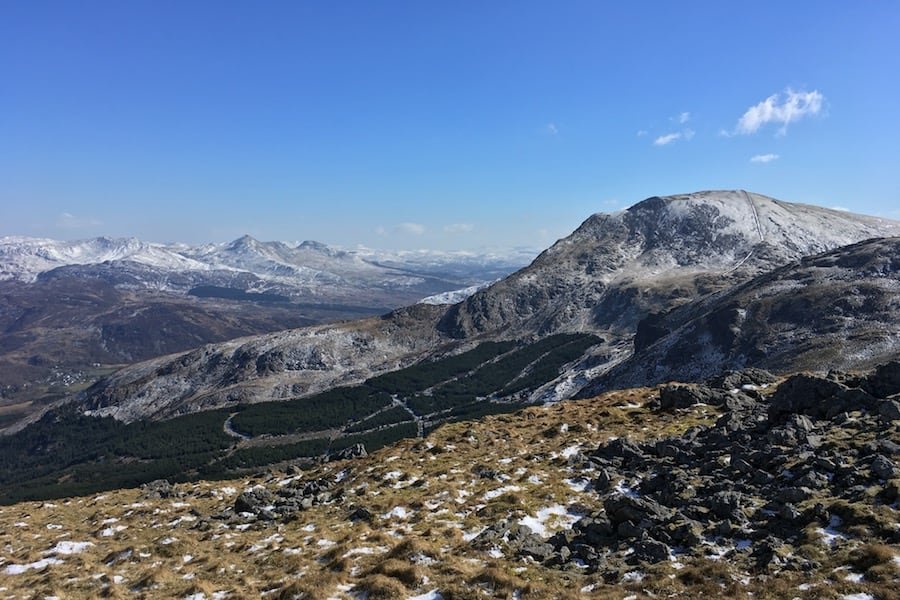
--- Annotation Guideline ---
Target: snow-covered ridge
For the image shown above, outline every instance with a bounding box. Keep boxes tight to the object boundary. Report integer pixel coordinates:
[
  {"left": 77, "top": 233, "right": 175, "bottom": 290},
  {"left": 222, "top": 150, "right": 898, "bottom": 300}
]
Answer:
[
  {"left": 418, "top": 281, "right": 496, "bottom": 305},
  {"left": 0, "top": 235, "right": 537, "bottom": 289}
]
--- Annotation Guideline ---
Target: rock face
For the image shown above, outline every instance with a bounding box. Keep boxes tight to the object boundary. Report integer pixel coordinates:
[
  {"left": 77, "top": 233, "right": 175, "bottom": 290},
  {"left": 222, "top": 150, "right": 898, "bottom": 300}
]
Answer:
[
  {"left": 80, "top": 304, "right": 446, "bottom": 422},
  {"left": 589, "top": 237, "right": 900, "bottom": 393},
  {"left": 70, "top": 191, "right": 900, "bottom": 423}
]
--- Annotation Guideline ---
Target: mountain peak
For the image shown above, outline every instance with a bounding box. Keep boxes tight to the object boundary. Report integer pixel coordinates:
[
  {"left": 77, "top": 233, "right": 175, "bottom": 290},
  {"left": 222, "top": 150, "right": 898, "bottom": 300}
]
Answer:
[
  {"left": 227, "top": 234, "right": 261, "bottom": 249},
  {"left": 296, "top": 240, "right": 330, "bottom": 252},
  {"left": 441, "top": 190, "right": 900, "bottom": 339}
]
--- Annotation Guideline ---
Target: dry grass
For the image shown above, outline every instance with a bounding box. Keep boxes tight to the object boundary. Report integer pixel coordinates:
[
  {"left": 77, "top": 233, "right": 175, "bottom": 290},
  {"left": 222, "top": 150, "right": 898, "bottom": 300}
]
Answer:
[{"left": 1, "top": 385, "right": 897, "bottom": 599}]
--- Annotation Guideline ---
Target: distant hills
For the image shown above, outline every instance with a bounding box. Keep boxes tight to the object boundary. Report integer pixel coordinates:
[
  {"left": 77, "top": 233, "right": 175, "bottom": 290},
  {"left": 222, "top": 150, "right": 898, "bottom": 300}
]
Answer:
[{"left": 0, "top": 235, "right": 535, "bottom": 429}]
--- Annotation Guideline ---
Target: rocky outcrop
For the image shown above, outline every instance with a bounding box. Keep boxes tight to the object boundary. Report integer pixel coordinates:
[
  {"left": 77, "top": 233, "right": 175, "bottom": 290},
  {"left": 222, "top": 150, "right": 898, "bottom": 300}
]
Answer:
[
  {"left": 542, "top": 367, "right": 900, "bottom": 574},
  {"left": 587, "top": 237, "right": 900, "bottom": 394}
]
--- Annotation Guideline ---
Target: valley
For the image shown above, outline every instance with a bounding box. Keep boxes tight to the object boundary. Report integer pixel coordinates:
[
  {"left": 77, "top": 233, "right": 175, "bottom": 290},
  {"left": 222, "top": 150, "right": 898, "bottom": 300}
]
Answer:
[
  {"left": 0, "top": 236, "right": 533, "bottom": 430},
  {"left": 2, "top": 190, "right": 900, "bottom": 599}
]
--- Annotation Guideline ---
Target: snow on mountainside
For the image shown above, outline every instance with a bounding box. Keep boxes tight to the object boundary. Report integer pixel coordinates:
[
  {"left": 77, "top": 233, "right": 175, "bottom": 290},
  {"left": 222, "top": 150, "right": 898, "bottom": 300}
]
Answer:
[
  {"left": 418, "top": 281, "right": 495, "bottom": 305},
  {"left": 70, "top": 190, "right": 900, "bottom": 424},
  {"left": 0, "top": 234, "right": 536, "bottom": 296},
  {"left": 582, "top": 236, "right": 900, "bottom": 394},
  {"left": 0, "top": 236, "right": 211, "bottom": 281},
  {"left": 438, "top": 190, "right": 900, "bottom": 339}
]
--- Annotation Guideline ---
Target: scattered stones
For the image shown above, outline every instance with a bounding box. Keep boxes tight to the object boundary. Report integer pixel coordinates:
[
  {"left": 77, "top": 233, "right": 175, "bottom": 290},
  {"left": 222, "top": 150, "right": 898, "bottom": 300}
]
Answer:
[
  {"left": 140, "top": 479, "right": 179, "bottom": 500},
  {"left": 537, "top": 365, "right": 900, "bottom": 574}
]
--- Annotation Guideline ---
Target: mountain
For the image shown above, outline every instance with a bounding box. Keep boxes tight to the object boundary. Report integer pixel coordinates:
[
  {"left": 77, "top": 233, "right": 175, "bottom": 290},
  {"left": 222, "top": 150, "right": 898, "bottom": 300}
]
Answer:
[
  {"left": 69, "top": 191, "right": 900, "bottom": 425},
  {"left": 0, "top": 235, "right": 535, "bottom": 303},
  {"left": 581, "top": 236, "right": 900, "bottom": 394},
  {"left": 0, "top": 236, "right": 533, "bottom": 430},
  {"left": 438, "top": 190, "right": 900, "bottom": 339}
]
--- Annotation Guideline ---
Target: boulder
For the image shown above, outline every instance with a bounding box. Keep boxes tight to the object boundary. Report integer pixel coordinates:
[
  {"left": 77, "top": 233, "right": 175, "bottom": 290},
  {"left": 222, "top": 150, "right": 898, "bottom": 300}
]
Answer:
[
  {"left": 141, "top": 479, "right": 177, "bottom": 500},
  {"left": 871, "top": 455, "right": 897, "bottom": 480},
  {"left": 659, "top": 384, "right": 729, "bottom": 409},
  {"left": 328, "top": 443, "right": 367, "bottom": 462},
  {"left": 767, "top": 374, "right": 848, "bottom": 421},
  {"left": 634, "top": 539, "right": 671, "bottom": 563},
  {"left": 234, "top": 488, "right": 276, "bottom": 515},
  {"left": 864, "top": 361, "right": 900, "bottom": 398}
]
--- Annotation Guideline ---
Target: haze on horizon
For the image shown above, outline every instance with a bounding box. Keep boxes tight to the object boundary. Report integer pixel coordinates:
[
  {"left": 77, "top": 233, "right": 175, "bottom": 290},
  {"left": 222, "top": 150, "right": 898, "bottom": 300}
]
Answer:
[{"left": 2, "top": 1, "right": 899, "bottom": 251}]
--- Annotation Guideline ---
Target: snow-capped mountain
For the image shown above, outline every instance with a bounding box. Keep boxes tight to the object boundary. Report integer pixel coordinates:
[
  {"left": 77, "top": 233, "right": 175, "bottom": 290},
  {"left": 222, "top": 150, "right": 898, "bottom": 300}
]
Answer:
[
  {"left": 0, "top": 236, "right": 211, "bottom": 281},
  {"left": 0, "top": 235, "right": 537, "bottom": 303},
  {"left": 73, "top": 190, "right": 900, "bottom": 423}
]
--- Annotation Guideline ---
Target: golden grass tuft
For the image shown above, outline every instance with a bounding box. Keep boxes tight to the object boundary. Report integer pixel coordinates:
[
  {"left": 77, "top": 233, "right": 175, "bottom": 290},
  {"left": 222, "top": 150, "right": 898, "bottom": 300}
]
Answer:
[
  {"left": 357, "top": 573, "right": 407, "bottom": 599},
  {"left": 370, "top": 558, "right": 423, "bottom": 587},
  {"left": 276, "top": 571, "right": 342, "bottom": 600}
]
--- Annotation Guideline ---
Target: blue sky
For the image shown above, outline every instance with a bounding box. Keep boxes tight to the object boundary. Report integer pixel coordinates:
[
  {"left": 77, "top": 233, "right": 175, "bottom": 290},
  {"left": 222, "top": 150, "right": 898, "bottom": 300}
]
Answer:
[{"left": 2, "top": 1, "right": 898, "bottom": 250}]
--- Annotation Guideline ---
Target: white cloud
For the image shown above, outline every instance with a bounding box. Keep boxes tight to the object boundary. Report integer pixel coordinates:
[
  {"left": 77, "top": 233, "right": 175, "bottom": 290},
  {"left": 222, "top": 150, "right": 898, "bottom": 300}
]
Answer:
[
  {"left": 544, "top": 123, "right": 558, "bottom": 135},
  {"left": 396, "top": 222, "right": 426, "bottom": 236},
  {"left": 653, "top": 132, "right": 682, "bottom": 146},
  {"left": 444, "top": 223, "right": 474, "bottom": 234},
  {"left": 750, "top": 153, "right": 780, "bottom": 163},
  {"left": 56, "top": 212, "right": 102, "bottom": 229},
  {"left": 677, "top": 111, "right": 691, "bottom": 124},
  {"left": 636, "top": 129, "right": 648, "bottom": 137},
  {"left": 736, "top": 88, "right": 824, "bottom": 135}
]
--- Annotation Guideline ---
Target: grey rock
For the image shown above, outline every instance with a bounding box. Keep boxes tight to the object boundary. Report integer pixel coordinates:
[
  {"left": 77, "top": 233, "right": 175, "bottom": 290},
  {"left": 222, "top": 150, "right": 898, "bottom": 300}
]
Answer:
[
  {"left": 775, "top": 487, "right": 811, "bottom": 504},
  {"left": 877, "top": 399, "right": 900, "bottom": 421},
  {"left": 659, "top": 384, "right": 728, "bottom": 409},
  {"left": 604, "top": 495, "right": 672, "bottom": 525},
  {"left": 140, "top": 479, "right": 177, "bottom": 500},
  {"left": 234, "top": 488, "right": 276, "bottom": 515},
  {"left": 865, "top": 361, "right": 900, "bottom": 398},
  {"left": 329, "top": 443, "right": 367, "bottom": 462},
  {"left": 871, "top": 455, "right": 897, "bottom": 480},
  {"left": 634, "top": 539, "right": 670, "bottom": 563}
]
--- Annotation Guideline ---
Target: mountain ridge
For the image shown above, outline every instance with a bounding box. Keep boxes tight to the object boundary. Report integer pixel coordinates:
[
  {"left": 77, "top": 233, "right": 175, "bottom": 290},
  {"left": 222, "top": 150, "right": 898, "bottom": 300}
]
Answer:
[{"left": 67, "top": 190, "right": 900, "bottom": 424}]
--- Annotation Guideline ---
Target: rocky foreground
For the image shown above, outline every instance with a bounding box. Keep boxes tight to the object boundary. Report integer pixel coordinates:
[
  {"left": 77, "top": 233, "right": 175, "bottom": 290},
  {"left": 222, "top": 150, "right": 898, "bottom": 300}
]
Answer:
[{"left": 1, "top": 364, "right": 898, "bottom": 599}]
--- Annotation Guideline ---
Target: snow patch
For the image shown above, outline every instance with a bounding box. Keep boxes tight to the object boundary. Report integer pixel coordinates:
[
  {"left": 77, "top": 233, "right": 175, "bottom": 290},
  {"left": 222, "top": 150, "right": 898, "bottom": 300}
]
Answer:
[
  {"left": 482, "top": 485, "right": 521, "bottom": 501},
  {"left": 519, "top": 505, "right": 581, "bottom": 537},
  {"left": 3, "top": 558, "right": 63, "bottom": 575},
  {"left": 48, "top": 541, "right": 93, "bottom": 555}
]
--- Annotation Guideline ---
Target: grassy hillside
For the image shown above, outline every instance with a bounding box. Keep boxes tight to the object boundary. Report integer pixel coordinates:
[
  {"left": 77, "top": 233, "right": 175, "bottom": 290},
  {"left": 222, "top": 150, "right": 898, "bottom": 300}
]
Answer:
[{"left": 0, "top": 334, "right": 600, "bottom": 504}]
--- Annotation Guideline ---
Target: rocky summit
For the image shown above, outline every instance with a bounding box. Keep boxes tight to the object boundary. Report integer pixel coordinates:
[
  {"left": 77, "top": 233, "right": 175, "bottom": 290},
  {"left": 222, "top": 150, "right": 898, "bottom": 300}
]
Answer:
[{"left": 0, "top": 362, "right": 897, "bottom": 599}]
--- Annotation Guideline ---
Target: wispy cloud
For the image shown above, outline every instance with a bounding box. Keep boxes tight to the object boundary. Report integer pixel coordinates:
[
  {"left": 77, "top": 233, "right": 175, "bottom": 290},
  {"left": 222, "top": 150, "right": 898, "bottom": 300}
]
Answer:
[
  {"left": 56, "top": 212, "right": 102, "bottom": 229},
  {"left": 653, "top": 132, "right": 682, "bottom": 146},
  {"left": 396, "top": 222, "right": 426, "bottom": 236},
  {"left": 444, "top": 223, "right": 474, "bottom": 234},
  {"left": 750, "top": 153, "right": 779, "bottom": 164},
  {"left": 636, "top": 129, "right": 648, "bottom": 137},
  {"left": 677, "top": 111, "right": 691, "bottom": 124},
  {"left": 735, "top": 88, "right": 824, "bottom": 135},
  {"left": 544, "top": 122, "right": 559, "bottom": 136}
]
